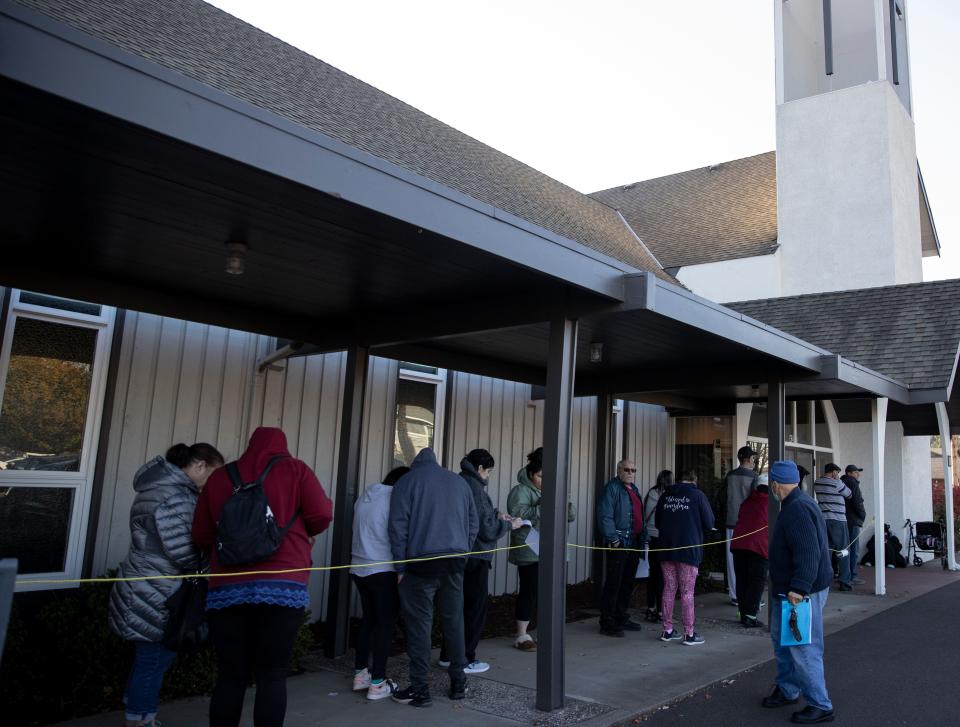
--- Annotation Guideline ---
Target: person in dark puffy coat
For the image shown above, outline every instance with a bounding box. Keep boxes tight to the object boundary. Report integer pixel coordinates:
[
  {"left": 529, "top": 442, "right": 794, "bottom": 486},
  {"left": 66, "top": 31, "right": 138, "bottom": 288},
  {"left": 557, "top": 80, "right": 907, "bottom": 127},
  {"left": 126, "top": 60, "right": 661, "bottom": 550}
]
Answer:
[{"left": 108, "top": 442, "right": 224, "bottom": 727}]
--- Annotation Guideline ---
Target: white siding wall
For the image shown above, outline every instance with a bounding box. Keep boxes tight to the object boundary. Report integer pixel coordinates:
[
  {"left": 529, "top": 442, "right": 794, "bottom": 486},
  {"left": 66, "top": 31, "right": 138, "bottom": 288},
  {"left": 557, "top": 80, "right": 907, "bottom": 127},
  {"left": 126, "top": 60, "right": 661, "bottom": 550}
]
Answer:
[{"left": 623, "top": 402, "right": 671, "bottom": 496}]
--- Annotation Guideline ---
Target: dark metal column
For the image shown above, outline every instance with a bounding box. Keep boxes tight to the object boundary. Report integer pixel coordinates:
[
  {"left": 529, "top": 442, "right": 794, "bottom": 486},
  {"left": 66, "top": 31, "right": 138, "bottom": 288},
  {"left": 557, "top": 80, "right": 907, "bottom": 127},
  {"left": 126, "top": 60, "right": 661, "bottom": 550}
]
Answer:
[
  {"left": 324, "top": 344, "right": 370, "bottom": 657},
  {"left": 536, "top": 316, "right": 578, "bottom": 711},
  {"left": 766, "top": 381, "right": 785, "bottom": 617},
  {"left": 592, "top": 393, "right": 615, "bottom": 606}
]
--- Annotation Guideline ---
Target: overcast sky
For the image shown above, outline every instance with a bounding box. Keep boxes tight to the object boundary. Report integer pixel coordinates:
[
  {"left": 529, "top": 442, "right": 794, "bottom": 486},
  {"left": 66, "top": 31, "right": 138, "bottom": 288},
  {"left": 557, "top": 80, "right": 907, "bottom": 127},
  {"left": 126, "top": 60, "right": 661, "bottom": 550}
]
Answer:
[{"left": 208, "top": 0, "right": 959, "bottom": 280}]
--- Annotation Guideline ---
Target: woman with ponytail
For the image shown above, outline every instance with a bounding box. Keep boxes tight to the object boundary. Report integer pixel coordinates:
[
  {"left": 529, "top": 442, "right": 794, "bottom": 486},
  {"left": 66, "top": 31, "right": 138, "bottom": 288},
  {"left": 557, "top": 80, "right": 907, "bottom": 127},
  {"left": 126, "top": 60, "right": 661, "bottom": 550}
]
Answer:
[{"left": 108, "top": 442, "right": 224, "bottom": 727}]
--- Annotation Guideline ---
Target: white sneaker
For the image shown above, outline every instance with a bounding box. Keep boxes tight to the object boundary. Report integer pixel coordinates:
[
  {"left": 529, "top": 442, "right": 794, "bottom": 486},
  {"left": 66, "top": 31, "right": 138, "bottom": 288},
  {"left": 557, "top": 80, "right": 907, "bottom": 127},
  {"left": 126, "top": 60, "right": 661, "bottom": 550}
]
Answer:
[
  {"left": 366, "top": 678, "right": 398, "bottom": 701},
  {"left": 464, "top": 661, "right": 490, "bottom": 674},
  {"left": 437, "top": 659, "right": 451, "bottom": 668},
  {"left": 352, "top": 668, "right": 371, "bottom": 691}
]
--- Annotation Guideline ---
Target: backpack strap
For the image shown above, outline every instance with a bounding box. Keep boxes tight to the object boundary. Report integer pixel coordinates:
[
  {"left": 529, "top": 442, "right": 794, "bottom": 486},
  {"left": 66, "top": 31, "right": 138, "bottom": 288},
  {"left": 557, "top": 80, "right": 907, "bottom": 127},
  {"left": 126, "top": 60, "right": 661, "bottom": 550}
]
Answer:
[{"left": 225, "top": 455, "right": 286, "bottom": 494}]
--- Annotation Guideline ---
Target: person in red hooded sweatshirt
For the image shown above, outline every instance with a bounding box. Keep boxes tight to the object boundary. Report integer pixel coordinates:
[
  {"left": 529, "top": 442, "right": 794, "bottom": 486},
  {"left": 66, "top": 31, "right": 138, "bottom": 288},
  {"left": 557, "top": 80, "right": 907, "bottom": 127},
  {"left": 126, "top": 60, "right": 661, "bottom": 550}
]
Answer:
[
  {"left": 731, "top": 473, "right": 769, "bottom": 628},
  {"left": 192, "top": 427, "right": 333, "bottom": 727}
]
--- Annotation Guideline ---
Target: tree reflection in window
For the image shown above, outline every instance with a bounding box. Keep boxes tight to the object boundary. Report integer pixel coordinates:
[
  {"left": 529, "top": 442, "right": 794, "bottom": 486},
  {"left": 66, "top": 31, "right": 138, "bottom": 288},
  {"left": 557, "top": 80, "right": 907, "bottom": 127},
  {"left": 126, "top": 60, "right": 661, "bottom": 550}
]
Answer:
[
  {"left": 0, "top": 318, "right": 97, "bottom": 472},
  {"left": 393, "top": 378, "right": 436, "bottom": 467}
]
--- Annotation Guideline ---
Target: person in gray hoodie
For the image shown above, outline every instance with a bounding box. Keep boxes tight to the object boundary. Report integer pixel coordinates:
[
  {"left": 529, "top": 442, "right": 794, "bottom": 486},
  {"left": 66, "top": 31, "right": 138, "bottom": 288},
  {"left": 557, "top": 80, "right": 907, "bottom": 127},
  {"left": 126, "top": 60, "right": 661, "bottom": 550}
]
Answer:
[
  {"left": 108, "top": 442, "right": 223, "bottom": 727},
  {"left": 349, "top": 466, "right": 409, "bottom": 701},
  {"left": 389, "top": 448, "right": 479, "bottom": 708},
  {"left": 438, "top": 450, "right": 521, "bottom": 675}
]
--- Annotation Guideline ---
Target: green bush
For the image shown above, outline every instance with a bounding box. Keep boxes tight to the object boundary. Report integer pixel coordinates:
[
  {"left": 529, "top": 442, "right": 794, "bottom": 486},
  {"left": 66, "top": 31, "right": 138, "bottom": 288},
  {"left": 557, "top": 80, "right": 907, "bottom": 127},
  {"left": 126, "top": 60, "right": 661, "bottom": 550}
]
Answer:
[{"left": 1, "top": 580, "right": 314, "bottom": 726}]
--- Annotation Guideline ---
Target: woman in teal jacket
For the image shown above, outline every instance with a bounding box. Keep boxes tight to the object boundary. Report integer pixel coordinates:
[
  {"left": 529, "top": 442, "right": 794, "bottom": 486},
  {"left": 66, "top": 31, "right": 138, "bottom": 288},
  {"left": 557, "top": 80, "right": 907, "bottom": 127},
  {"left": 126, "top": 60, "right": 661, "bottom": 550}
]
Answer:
[{"left": 507, "top": 447, "right": 576, "bottom": 651}]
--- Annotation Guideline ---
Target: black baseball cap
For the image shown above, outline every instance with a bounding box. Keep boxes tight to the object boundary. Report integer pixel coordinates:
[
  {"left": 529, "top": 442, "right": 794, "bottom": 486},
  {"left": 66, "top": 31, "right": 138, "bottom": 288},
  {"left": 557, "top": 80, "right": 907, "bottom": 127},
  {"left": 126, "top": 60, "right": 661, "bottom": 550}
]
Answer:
[
  {"left": 737, "top": 445, "right": 756, "bottom": 460},
  {"left": 824, "top": 462, "right": 842, "bottom": 473},
  {"left": 845, "top": 465, "right": 863, "bottom": 473}
]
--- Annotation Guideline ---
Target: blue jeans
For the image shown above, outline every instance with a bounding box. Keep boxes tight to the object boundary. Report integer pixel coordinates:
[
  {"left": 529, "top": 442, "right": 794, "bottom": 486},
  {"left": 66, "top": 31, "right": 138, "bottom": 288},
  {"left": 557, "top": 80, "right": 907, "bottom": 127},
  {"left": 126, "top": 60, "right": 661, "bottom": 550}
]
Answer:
[
  {"left": 124, "top": 641, "right": 177, "bottom": 721},
  {"left": 825, "top": 519, "right": 851, "bottom": 585},
  {"left": 770, "top": 589, "right": 832, "bottom": 711},
  {"left": 848, "top": 525, "right": 862, "bottom": 577}
]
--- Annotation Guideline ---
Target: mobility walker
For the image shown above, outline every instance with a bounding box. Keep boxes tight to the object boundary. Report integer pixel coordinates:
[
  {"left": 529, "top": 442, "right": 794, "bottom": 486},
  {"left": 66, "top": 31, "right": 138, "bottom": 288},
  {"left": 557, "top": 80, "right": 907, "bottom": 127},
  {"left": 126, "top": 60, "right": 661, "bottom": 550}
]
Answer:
[{"left": 904, "top": 518, "right": 948, "bottom": 569}]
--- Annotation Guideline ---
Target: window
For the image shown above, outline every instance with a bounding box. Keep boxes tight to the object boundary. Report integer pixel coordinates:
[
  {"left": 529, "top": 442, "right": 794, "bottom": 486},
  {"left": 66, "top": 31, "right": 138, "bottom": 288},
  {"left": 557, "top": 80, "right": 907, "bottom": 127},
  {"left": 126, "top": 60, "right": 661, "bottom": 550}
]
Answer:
[
  {"left": 0, "top": 290, "right": 114, "bottom": 589},
  {"left": 393, "top": 363, "right": 445, "bottom": 468}
]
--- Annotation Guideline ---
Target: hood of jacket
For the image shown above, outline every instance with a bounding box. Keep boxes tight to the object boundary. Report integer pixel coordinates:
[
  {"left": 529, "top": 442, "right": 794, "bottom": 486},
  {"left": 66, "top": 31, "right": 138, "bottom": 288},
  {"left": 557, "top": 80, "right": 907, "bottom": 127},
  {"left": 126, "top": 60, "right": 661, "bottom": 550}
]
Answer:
[
  {"left": 411, "top": 446, "right": 439, "bottom": 469},
  {"left": 516, "top": 466, "right": 539, "bottom": 491},
  {"left": 460, "top": 457, "right": 487, "bottom": 488},
  {"left": 133, "top": 455, "right": 196, "bottom": 495},
  {"left": 360, "top": 481, "right": 393, "bottom": 504},
  {"left": 237, "top": 426, "right": 292, "bottom": 481}
]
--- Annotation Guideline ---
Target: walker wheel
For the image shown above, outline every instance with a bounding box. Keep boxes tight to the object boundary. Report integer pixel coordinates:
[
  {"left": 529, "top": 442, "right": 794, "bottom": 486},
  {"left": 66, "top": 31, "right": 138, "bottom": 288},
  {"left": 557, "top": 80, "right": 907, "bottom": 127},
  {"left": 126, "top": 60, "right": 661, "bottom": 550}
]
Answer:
[{"left": 913, "top": 556, "right": 923, "bottom": 567}]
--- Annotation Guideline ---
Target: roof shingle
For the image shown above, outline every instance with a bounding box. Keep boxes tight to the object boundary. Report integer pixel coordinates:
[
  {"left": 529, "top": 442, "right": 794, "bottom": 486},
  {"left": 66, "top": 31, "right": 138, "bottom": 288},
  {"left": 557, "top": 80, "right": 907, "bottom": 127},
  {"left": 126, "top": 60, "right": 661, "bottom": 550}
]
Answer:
[{"left": 15, "top": 0, "right": 673, "bottom": 281}]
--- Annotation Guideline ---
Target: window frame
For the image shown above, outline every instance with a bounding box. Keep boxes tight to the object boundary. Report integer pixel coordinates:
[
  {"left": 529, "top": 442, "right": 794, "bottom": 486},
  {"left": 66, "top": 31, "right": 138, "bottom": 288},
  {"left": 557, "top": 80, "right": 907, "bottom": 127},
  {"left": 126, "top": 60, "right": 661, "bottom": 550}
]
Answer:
[
  {"left": 393, "top": 363, "right": 446, "bottom": 467},
  {"left": 0, "top": 291, "right": 115, "bottom": 591}
]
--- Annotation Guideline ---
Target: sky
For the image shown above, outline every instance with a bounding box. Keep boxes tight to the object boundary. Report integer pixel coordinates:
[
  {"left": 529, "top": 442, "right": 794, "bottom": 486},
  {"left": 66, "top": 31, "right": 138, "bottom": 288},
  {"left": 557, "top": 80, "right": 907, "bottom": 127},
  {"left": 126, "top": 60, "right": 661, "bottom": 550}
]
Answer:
[{"left": 206, "top": 0, "right": 959, "bottom": 280}]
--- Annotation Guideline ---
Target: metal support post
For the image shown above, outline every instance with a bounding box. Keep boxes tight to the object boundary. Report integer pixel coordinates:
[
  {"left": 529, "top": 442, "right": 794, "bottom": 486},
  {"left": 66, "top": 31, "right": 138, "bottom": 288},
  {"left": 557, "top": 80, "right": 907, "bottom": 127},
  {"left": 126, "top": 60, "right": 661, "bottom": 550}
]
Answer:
[
  {"left": 325, "top": 345, "right": 370, "bottom": 657},
  {"left": 766, "top": 382, "right": 785, "bottom": 621},
  {"left": 934, "top": 402, "right": 957, "bottom": 570},
  {"left": 536, "top": 316, "right": 578, "bottom": 711},
  {"left": 0, "top": 559, "right": 16, "bottom": 666},
  {"left": 871, "top": 397, "right": 888, "bottom": 595}
]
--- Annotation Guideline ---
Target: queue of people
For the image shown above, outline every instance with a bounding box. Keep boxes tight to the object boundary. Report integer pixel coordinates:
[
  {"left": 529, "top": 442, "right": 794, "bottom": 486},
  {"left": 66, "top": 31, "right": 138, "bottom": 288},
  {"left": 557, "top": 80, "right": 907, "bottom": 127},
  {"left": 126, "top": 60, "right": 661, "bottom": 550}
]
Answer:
[{"left": 108, "top": 429, "right": 848, "bottom": 725}]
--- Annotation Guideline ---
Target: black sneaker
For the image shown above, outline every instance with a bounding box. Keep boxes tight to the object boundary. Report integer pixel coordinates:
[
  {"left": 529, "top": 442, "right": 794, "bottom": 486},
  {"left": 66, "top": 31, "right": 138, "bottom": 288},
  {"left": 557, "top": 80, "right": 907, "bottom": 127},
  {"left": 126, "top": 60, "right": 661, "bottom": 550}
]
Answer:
[
  {"left": 392, "top": 685, "right": 433, "bottom": 708},
  {"left": 448, "top": 680, "right": 467, "bottom": 700},
  {"left": 659, "top": 629, "right": 682, "bottom": 642},
  {"left": 741, "top": 616, "right": 763, "bottom": 628},
  {"left": 599, "top": 627, "right": 625, "bottom": 637},
  {"left": 619, "top": 619, "right": 643, "bottom": 631},
  {"left": 682, "top": 632, "right": 705, "bottom": 646}
]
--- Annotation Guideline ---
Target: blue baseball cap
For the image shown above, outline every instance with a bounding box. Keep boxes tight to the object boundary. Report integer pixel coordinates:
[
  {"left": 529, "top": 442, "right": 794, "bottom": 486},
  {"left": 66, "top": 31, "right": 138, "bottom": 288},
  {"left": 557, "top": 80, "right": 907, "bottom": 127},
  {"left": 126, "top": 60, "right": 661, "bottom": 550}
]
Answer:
[{"left": 769, "top": 460, "right": 800, "bottom": 485}]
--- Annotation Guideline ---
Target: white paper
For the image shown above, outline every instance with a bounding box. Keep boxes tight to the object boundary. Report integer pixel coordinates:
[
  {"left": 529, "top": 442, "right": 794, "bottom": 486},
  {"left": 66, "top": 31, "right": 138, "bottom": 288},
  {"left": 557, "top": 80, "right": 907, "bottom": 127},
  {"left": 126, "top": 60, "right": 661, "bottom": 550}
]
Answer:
[
  {"left": 635, "top": 544, "right": 650, "bottom": 578},
  {"left": 520, "top": 519, "right": 533, "bottom": 527},
  {"left": 524, "top": 526, "right": 540, "bottom": 556}
]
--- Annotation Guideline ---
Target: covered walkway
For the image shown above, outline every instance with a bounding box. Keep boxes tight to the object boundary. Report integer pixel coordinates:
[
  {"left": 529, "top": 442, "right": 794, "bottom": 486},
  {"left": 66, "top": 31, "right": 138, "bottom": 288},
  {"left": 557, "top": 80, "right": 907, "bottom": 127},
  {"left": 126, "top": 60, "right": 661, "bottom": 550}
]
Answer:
[{"left": 55, "top": 565, "right": 960, "bottom": 726}]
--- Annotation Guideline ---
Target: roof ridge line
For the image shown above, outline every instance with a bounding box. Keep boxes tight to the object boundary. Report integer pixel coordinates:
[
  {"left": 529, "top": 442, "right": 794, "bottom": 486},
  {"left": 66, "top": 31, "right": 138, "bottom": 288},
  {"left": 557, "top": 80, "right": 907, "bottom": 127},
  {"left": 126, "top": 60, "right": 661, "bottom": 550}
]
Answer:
[{"left": 613, "top": 209, "right": 665, "bottom": 271}]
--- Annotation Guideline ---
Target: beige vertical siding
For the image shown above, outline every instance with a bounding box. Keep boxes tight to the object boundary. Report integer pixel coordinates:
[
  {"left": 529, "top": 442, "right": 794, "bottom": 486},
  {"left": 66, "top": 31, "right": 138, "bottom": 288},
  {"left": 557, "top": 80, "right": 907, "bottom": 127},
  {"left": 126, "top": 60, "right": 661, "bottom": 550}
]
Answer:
[{"left": 624, "top": 402, "right": 671, "bottom": 498}]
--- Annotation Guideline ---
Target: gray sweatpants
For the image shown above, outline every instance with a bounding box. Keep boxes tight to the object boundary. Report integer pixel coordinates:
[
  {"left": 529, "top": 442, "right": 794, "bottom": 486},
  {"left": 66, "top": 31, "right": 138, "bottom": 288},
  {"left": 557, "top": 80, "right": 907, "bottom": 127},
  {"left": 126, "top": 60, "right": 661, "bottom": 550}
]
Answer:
[{"left": 398, "top": 568, "right": 466, "bottom": 689}]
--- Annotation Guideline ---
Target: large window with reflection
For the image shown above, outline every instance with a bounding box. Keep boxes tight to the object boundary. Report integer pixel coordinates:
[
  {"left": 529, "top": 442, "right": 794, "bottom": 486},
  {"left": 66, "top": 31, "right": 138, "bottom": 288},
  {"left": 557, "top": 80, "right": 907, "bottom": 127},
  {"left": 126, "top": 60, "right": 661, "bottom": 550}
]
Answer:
[
  {"left": 392, "top": 363, "right": 446, "bottom": 468},
  {"left": 746, "top": 401, "right": 834, "bottom": 491},
  {"left": 0, "top": 290, "right": 114, "bottom": 588}
]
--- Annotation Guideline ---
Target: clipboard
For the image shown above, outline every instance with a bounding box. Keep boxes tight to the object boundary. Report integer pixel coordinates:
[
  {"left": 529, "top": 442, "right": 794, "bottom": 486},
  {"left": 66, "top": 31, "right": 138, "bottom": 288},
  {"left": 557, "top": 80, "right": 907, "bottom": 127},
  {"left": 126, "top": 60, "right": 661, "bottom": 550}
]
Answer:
[{"left": 779, "top": 598, "right": 812, "bottom": 646}]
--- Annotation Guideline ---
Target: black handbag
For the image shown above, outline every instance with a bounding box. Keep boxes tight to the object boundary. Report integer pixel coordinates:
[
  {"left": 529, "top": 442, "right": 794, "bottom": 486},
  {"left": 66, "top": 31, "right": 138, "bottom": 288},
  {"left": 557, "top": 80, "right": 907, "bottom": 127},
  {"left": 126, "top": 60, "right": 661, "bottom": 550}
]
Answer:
[{"left": 162, "top": 574, "right": 209, "bottom": 652}]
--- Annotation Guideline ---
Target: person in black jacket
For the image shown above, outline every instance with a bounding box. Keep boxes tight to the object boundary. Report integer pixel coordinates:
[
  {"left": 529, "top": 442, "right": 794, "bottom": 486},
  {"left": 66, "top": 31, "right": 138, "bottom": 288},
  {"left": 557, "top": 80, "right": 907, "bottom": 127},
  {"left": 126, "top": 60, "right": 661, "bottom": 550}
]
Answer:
[
  {"left": 842, "top": 465, "right": 867, "bottom": 585},
  {"left": 438, "top": 449, "right": 521, "bottom": 674}
]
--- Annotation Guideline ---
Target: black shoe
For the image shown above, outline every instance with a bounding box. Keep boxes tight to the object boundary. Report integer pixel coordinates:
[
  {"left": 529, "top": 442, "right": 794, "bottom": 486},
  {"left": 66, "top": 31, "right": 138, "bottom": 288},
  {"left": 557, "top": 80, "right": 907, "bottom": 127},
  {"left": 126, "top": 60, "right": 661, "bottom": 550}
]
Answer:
[
  {"left": 599, "top": 627, "right": 625, "bottom": 637},
  {"left": 762, "top": 686, "right": 799, "bottom": 708},
  {"left": 620, "top": 620, "right": 643, "bottom": 631},
  {"left": 791, "top": 706, "right": 835, "bottom": 723},
  {"left": 393, "top": 685, "right": 432, "bottom": 708},
  {"left": 741, "top": 616, "right": 763, "bottom": 628},
  {"left": 448, "top": 680, "right": 467, "bottom": 700},
  {"left": 837, "top": 582, "right": 853, "bottom": 592},
  {"left": 644, "top": 609, "right": 660, "bottom": 623}
]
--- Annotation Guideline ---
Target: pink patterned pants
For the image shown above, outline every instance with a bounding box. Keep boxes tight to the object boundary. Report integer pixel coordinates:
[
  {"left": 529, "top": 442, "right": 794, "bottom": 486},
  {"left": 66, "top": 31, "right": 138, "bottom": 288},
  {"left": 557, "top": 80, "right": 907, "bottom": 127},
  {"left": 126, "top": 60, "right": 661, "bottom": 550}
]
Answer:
[{"left": 661, "top": 561, "right": 698, "bottom": 636}]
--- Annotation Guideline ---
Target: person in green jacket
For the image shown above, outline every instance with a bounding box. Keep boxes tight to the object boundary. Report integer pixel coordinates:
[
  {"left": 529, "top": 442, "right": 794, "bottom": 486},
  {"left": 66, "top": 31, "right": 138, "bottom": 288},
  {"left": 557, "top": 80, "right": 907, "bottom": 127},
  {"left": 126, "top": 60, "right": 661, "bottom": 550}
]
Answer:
[{"left": 506, "top": 447, "right": 576, "bottom": 651}]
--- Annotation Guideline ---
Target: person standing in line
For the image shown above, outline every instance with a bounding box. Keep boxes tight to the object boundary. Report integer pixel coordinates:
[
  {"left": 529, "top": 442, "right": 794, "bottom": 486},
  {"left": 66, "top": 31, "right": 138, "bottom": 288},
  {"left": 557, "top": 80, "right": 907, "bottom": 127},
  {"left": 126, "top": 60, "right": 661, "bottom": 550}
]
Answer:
[
  {"left": 596, "top": 458, "right": 646, "bottom": 637},
  {"left": 349, "top": 466, "right": 410, "bottom": 700},
  {"left": 813, "top": 463, "right": 853, "bottom": 592},
  {"left": 192, "top": 427, "right": 333, "bottom": 727},
  {"left": 642, "top": 470, "right": 673, "bottom": 623},
  {"left": 841, "top": 465, "right": 867, "bottom": 585},
  {"left": 109, "top": 442, "right": 224, "bottom": 727},
  {"left": 389, "top": 448, "right": 478, "bottom": 708},
  {"left": 507, "top": 447, "right": 577, "bottom": 652},
  {"left": 655, "top": 469, "right": 715, "bottom": 646},
  {"left": 438, "top": 449, "right": 522, "bottom": 674},
  {"left": 762, "top": 460, "right": 835, "bottom": 724},
  {"left": 731, "top": 473, "right": 770, "bottom": 628},
  {"left": 724, "top": 446, "right": 759, "bottom": 607}
]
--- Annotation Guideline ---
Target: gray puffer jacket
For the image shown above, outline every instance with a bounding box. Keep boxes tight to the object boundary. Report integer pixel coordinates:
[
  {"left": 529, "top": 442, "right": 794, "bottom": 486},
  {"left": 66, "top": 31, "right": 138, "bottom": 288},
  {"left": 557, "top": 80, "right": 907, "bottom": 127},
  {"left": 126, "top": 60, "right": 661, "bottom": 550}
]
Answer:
[{"left": 108, "top": 456, "right": 201, "bottom": 642}]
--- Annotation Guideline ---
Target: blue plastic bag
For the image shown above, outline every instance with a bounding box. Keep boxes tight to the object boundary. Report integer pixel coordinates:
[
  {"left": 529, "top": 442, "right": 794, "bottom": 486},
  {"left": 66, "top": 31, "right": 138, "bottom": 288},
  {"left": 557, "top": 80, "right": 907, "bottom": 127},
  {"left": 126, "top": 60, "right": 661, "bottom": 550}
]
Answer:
[{"left": 780, "top": 598, "right": 812, "bottom": 646}]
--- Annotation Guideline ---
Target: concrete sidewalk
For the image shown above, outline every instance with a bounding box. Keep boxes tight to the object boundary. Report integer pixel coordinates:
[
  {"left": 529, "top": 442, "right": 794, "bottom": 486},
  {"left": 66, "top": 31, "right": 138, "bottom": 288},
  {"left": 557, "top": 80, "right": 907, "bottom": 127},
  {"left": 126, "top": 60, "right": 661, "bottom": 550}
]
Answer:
[{"left": 57, "top": 565, "right": 960, "bottom": 726}]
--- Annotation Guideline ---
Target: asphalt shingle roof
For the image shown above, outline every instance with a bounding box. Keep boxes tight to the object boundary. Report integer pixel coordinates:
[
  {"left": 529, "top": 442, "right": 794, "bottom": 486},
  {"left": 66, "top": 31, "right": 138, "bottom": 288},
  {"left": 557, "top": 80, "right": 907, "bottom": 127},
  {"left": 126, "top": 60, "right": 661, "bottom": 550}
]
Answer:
[
  {"left": 15, "top": 0, "right": 673, "bottom": 281},
  {"left": 589, "top": 152, "right": 778, "bottom": 268},
  {"left": 728, "top": 279, "right": 960, "bottom": 391}
]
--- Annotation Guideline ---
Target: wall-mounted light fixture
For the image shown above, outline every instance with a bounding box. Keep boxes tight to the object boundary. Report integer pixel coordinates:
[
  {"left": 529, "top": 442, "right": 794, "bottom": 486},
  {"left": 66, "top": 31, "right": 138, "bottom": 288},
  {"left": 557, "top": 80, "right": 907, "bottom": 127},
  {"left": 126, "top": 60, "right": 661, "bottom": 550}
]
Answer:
[
  {"left": 225, "top": 241, "right": 248, "bottom": 275},
  {"left": 589, "top": 341, "right": 604, "bottom": 364}
]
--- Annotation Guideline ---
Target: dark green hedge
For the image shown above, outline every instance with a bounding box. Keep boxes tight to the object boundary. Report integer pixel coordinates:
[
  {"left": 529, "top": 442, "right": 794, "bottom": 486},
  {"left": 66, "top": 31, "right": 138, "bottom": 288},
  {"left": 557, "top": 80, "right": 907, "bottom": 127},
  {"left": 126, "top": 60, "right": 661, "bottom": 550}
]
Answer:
[{"left": 0, "top": 580, "right": 314, "bottom": 726}]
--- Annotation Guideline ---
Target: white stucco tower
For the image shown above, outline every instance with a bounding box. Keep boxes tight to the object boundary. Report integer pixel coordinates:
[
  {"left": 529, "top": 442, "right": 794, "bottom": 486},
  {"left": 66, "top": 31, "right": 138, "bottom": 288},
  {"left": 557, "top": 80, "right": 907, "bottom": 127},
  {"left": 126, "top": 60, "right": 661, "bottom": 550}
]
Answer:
[{"left": 774, "top": 0, "right": 930, "bottom": 295}]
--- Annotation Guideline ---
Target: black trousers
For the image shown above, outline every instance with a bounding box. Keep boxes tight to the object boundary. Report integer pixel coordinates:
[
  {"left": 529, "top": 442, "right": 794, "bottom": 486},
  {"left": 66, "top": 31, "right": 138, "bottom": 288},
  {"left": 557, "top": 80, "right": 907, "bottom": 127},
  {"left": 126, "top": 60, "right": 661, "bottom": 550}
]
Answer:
[
  {"left": 440, "top": 558, "right": 490, "bottom": 664},
  {"left": 515, "top": 562, "right": 538, "bottom": 622},
  {"left": 732, "top": 549, "right": 768, "bottom": 620},
  {"left": 600, "top": 546, "right": 641, "bottom": 630},
  {"left": 208, "top": 603, "right": 303, "bottom": 727},
  {"left": 352, "top": 571, "right": 400, "bottom": 679},
  {"left": 645, "top": 539, "right": 663, "bottom": 612},
  {"left": 398, "top": 568, "right": 465, "bottom": 689}
]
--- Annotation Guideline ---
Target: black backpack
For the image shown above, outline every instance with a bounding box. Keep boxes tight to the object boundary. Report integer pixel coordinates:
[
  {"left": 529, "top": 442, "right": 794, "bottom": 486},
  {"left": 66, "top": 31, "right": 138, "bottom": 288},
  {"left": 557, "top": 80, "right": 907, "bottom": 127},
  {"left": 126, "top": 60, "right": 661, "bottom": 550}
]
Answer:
[{"left": 216, "top": 455, "right": 298, "bottom": 566}]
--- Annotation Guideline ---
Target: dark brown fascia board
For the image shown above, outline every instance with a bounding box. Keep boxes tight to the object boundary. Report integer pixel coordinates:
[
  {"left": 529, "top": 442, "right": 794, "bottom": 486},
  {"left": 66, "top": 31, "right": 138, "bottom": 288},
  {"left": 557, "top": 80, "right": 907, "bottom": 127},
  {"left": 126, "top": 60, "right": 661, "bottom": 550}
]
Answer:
[{"left": 0, "top": 0, "right": 632, "bottom": 302}]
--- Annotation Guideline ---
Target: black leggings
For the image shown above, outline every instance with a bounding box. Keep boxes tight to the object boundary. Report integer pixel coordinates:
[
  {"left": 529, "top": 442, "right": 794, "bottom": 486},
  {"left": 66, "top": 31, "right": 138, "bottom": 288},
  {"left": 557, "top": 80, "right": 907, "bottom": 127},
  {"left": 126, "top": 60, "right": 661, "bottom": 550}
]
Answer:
[
  {"left": 515, "top": 563, "right": 538, "bottom": 622},
  {"left": 352, "top": 572, "right": 400, "bottom": 679},
  {"left": 209, "top": 603, "right": 303, "bottom": 727},
  {"left": 646, "top": 539, "right": 663, "bottom": 612}
]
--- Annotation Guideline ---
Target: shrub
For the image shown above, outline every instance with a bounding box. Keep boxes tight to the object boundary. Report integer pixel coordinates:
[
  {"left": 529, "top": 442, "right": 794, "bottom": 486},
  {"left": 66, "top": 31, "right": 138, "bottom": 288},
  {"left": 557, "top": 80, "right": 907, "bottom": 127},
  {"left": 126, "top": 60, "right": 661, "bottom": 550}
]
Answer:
[{"left": 0, "top": 580, "right": 314, "bottom": 726}]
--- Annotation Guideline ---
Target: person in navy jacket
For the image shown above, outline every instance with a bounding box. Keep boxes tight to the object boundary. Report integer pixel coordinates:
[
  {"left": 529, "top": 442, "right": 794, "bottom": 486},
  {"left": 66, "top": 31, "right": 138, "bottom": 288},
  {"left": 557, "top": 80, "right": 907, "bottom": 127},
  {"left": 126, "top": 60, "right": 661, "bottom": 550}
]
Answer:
[{"left": 655, "top": 469, "right": 715, "bottom": 645}]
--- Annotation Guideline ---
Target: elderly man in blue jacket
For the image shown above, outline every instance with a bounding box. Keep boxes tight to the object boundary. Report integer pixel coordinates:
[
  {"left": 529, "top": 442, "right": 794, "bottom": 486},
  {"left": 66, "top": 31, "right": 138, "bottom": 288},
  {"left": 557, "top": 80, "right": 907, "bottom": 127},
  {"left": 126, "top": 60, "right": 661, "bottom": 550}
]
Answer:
[
  {"left": 596, "top": 458, "right": 646, "bottom": 637},
  {"left": 764, "top": 460, "right": 835, "bottom": 724}
]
